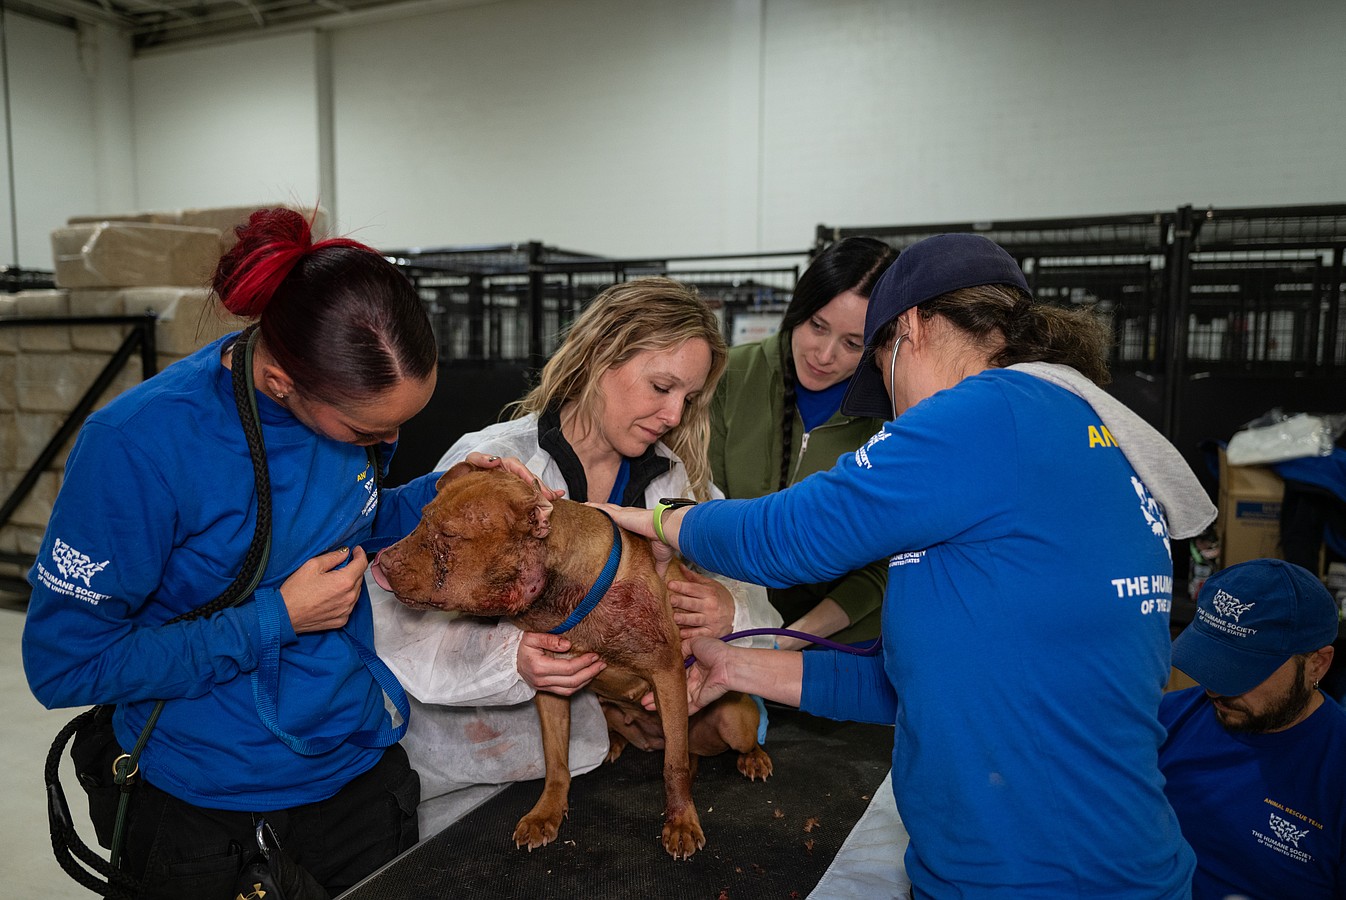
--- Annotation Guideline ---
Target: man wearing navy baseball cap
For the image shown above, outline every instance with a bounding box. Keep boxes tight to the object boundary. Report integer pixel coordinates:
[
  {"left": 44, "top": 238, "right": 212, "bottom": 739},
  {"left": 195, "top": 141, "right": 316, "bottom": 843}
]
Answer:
[{"left": 1160, "top": 558, "right": 1346, "bottom": 899}]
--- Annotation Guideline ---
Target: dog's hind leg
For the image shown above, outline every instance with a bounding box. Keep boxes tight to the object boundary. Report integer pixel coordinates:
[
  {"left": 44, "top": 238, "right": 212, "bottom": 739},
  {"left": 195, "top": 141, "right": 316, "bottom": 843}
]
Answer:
[{"left": 513, "top": 692, "right": 572, "bottom": 851}]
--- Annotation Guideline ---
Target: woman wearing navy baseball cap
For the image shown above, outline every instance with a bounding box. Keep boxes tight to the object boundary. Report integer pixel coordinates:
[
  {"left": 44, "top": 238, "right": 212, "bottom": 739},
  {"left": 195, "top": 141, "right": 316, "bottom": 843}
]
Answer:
[{"left": 599, "top": 233, "right": 1217, "bottom": 898}]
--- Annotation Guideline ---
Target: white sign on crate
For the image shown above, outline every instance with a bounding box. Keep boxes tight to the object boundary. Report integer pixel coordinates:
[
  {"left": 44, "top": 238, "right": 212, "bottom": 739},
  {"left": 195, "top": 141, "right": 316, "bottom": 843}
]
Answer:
[{"left": 731, "top": 311, "right": 784, "bottom": 347}]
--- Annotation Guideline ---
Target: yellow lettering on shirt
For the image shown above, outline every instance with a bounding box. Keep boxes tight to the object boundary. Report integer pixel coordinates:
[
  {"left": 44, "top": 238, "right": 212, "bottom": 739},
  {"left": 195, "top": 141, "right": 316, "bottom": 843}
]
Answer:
[
  {"left": 1088, "top": 425, "right": 1117, "bottom": 448},
  {"left": 1264, "top": 797, "right": 1323, "bottom": 830}
]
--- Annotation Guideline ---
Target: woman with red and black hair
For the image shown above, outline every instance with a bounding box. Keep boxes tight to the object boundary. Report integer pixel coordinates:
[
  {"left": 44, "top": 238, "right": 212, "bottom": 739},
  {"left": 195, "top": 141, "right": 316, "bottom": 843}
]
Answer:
[{"left": 24, "top": 207, "right": 446, "bottom": 898}]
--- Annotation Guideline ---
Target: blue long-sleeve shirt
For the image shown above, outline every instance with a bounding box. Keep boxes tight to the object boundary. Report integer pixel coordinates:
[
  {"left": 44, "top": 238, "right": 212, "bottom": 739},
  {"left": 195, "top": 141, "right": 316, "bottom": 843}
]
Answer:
[
  {"left": 23, "top": 334, "right": 438, "bottom": 810},
  {"left": 682, "top": 369, "right": 1195, "bottom": 899}
]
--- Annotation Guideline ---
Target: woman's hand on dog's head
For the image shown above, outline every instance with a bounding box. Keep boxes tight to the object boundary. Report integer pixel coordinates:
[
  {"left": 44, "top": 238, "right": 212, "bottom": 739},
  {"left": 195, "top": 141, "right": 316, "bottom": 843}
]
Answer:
[{"left": 463, "top": 452, "right": 564, "bottom": 503}]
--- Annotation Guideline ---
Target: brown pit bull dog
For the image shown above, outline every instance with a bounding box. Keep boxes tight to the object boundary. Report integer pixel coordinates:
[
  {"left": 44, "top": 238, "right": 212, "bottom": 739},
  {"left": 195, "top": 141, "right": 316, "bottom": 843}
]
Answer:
[{"left": 370, "top": 464, "right": 770, "bottom": 859}]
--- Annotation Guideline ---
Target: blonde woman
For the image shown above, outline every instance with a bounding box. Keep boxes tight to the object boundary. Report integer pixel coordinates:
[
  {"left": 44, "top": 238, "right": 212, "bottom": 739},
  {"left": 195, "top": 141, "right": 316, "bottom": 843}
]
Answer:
[{"left": 371, "top": 277, "right": 781, "bottom": 835}]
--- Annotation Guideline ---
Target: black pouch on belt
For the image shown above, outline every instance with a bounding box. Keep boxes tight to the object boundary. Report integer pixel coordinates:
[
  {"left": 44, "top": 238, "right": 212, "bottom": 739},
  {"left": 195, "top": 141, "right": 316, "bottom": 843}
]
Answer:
[{"left": 69, "top": 704, "right": 126, "bottom": 850}]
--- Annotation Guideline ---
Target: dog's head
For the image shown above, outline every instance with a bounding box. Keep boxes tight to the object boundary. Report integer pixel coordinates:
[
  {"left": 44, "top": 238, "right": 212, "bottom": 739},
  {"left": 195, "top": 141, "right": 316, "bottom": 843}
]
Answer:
[{"left": 370, "top": 464, "right": 551, "bottom": 615}]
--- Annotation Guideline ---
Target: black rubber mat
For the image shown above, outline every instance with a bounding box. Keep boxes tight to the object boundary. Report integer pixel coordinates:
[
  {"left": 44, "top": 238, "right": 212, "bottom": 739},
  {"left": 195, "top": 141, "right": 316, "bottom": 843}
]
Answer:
[{"left": 343, "top": 706, "right": 893, "bottom": 899}]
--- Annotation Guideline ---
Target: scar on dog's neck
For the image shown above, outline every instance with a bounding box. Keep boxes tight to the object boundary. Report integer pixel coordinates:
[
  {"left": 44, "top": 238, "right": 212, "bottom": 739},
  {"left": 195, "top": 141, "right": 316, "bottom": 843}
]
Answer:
[{"left": 511, "top": 501, "right": 660, "bottom": 639}]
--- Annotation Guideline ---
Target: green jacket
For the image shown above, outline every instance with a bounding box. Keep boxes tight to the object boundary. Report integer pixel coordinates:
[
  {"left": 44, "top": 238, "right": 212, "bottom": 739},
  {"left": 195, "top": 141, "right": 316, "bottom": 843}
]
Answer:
[{"left": 709, "top": 331, "right": 887, "bottom": 643}]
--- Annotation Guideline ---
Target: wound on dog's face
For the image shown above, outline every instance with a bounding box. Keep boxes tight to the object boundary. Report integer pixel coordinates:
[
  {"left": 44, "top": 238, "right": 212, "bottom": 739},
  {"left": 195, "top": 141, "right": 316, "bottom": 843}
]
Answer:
[{"left": 375, "top": 470, "right": 549, "bottom": 616}]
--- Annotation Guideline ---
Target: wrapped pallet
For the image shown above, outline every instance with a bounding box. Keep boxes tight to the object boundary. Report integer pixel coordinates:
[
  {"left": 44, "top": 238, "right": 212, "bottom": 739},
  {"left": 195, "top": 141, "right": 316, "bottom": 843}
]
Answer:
[
  {"left": 182, "top": 204, "right": 328, "bottom": 251},
  {"left": 66, "top": 211, "right": 179, "bottom": 226},
  {"left": 51, "top": 222, "right": 223, "bottom": 289}
]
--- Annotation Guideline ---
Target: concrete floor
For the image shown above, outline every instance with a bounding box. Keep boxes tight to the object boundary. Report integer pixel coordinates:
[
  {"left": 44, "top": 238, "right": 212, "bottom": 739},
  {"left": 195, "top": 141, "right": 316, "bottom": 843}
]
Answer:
[
  {"left": 0, "top": 594, "right": 494, "bottom": 898},
  {"left": 0, "top": 602, "right": 97, "bottom": 899}
]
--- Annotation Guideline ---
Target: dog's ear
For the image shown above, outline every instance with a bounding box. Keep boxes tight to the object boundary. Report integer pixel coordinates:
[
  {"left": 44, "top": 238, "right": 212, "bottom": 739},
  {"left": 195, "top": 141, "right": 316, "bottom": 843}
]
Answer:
[
  {"left": 435, "top": 461, "right": 476, "bottom": 491},
  {"left": 526, "top": 490, "right": 552, "bottom": 539}
]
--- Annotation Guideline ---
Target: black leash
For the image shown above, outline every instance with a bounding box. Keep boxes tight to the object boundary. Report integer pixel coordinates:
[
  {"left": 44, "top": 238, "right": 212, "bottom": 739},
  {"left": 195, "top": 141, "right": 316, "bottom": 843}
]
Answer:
[{"left": 44, "top": 325, "right": 274, "bottom": 899}]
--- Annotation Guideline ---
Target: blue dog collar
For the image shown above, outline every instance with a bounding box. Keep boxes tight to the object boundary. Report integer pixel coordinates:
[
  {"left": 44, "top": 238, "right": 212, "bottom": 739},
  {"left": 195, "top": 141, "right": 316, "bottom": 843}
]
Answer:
[{"left": 548, "top": 509, "right": 622, "bottom": 635}]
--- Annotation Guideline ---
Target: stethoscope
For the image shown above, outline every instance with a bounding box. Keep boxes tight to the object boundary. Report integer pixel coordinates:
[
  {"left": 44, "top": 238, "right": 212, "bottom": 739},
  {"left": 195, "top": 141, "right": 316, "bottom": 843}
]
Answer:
[{"left": 887, "top": 330, "right": 909, "bottom": 421}]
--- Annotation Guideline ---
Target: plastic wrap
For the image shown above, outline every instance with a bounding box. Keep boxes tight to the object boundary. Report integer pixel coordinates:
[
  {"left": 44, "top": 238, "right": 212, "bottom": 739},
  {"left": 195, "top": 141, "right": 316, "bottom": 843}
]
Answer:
[
  {"left": 51, "top": 222, "right": 223, "bottom": 289},
  {"left": 1225, "top": 409, "right": 1346, "bottom": 466}
]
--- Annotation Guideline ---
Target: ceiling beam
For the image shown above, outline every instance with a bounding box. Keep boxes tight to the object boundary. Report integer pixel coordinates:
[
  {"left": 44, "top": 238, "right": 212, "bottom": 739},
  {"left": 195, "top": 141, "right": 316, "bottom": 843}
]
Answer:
[{"left": 8, "top": 0, "right": 130, "bottom": 27}]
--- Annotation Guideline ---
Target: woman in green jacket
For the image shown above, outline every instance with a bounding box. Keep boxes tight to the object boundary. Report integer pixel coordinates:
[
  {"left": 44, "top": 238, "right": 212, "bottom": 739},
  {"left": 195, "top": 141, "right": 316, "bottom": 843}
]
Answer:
[{"left": 710, "top": 236, "right": 897, "bottom": 647}]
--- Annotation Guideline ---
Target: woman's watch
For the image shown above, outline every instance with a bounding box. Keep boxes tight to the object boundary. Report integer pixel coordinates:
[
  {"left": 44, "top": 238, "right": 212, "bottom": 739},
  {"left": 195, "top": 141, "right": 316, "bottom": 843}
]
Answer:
[{"left": 653, "top": 497, "right": 697, "bottom": 545}]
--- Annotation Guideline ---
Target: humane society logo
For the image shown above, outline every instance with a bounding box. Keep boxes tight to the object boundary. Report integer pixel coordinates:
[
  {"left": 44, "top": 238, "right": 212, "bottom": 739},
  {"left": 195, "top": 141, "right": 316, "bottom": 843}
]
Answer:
[
  {"left": 1212, "top": 589, "right": 1255, "bottom": 623},
  {"left": 357, "top": 461, "right": 379, "bottom": 518},
  {"left": 1107, "top": 476, "right": 1174, "bottom": 617},
  {"left": 853, "top": 430, "right": 891, "bottom": 470},
  {"left": 1194, "top": 588, "right": 1259, "bottom": 639},
  {"left": 35, "top": 538, "right": 111, "bottom": 606},
  {"left": 1269, "top": 813, "right": 1310, "bottom": 848},
  {"left": 52, "top": 538, "right": 108, "bottom": 586},
  {"left": 1257, "top": 801, "right": 1320, "bottom": 864},
  {"left": 1130, "top": 476, "right": 1170, "bottom": 555}
]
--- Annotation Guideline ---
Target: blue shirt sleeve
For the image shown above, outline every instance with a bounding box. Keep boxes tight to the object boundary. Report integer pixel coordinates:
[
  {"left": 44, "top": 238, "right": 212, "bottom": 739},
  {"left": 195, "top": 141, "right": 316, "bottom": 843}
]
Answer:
[
  {"left": 22, "top": 422, "right": 263, "bottom": 709},
  {"left": 679, "top": 376, "right": 1018, "bottom": 588},
  {"left": 800, "top": 649, "right": 898, "bottom": 725}
]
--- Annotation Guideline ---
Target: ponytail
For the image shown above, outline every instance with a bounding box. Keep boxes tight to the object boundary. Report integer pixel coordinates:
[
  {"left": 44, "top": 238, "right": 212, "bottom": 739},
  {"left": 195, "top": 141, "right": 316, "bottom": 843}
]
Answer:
[
  {"left": 920, "top": 284, "right": 1112, "bottom": 386},
  {"left": 213, "top": 208, "right": 369, "bottom": 319},
  {"left": 211, "top": 207, "right": 435, "bottom": 405}
]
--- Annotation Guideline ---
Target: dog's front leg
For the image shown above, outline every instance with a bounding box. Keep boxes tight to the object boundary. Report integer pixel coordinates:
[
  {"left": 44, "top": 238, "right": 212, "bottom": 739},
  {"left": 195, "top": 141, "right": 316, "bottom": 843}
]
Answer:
[
  {"left": 647, "top": 667, "right": 705, "bottom": 859},
  {"left": 513, "top": 691, "right": 572, "bottom": 850}
]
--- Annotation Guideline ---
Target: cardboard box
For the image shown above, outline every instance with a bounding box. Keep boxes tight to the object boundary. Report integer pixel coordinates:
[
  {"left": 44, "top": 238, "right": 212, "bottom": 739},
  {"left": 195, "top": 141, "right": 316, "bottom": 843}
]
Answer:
[
  {"left": 1217, "top": 447, "right": 1284, "bottom": 567},
  {"left": 51, "top": 222, "right": 223, "bottom": 288}
]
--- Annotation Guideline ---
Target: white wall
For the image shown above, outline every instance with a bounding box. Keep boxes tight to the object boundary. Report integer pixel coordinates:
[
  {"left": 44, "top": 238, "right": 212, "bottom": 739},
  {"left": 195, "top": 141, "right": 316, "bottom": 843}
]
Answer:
[
  {"left": 332, "top": 0, "right": 1346, "bottom": 252},
  {"left": 7, "top": 0, "right": 1346, "bottom": 264},
  {"left": 756, "top": 0, "right": 1346, "bottom": 246},
  {"left": 0, "top": 14, "right": 99, "bottom": 269},
  {"left": 131, "top": 31, "right": 323, "bottom": 214},
  {"left": 330, "top": 0, "right": 764, "bottom": 253}
]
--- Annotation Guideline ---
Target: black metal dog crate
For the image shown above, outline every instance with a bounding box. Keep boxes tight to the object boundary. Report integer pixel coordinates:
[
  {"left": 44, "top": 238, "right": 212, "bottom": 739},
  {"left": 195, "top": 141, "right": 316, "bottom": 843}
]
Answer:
[
  {"left": 386, "top": 241, "right": 805, "bottom": 368},
  {"left": 382, "top": 242, "right": 807, "bottom": 485},
  {"left": 817, "top": 204, "right": 1346, "bottom": 481}
]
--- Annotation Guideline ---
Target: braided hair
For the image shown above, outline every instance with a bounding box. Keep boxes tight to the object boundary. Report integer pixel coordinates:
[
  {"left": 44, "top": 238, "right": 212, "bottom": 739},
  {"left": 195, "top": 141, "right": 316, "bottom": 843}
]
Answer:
[{"left": 775, "top": 237, "right": 897, "bottom": 489}]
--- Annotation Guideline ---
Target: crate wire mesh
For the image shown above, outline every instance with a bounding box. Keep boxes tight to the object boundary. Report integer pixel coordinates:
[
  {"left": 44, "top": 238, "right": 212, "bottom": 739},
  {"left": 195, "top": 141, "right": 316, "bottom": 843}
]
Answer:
[
  {"left": 0, "top": 266, "right": 56, "bottom": 292},
  {"left": 1184, "top": 205, "right": 1346, "bottom": 374},
  {"left": 387, "top": 242, "right": 805, "bottom": 362},
  {"left": 820, "top": 213, "right": 1173, "bottom": 373},
  {"left": 819, "top": 204, "right": 1346, "bottom": 377}
]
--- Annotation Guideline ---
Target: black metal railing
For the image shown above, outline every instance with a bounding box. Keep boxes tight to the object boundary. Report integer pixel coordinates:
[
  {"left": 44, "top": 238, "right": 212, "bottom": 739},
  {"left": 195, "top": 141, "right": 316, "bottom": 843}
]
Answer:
[
  {"left": 0, "top": 313, "right": 159, "bottom": 584},
  {"left": 387, "top": 242, "right": 808, "bottom": 368}
]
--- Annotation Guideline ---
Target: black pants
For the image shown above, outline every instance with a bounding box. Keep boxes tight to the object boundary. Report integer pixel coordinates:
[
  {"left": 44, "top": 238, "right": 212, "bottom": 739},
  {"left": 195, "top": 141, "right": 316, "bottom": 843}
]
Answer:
[{"left": 117, "top": 745, "right": 419, "bottom": 900}]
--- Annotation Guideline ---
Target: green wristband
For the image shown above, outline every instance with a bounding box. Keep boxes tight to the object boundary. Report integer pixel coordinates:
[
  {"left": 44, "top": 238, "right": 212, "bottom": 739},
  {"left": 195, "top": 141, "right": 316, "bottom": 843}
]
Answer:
[{"left": 653, "top": 497, "right": 696, "bottom": 545}]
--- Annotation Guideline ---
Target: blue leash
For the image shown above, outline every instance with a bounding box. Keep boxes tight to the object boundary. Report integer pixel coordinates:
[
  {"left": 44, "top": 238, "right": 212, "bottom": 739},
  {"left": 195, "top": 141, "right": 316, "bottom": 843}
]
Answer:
[{"left": 548, "top": 509, "right": 623, "bottom": 635}]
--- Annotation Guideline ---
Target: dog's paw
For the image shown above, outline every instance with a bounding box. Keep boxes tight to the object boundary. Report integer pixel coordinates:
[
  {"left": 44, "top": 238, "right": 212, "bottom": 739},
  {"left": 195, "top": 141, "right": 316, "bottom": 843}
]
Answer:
[
  {"left": 514, "top": 809, "right": 565, "bottom": 851},
  {"left": 605, "top": 731, "right": 628, "bottom": 764},
  {"left": 737, "top": 745, "right": 773, "bottom": 781},
  {"left": 661, "top": 812, "right": 706, "bottom": 860}
]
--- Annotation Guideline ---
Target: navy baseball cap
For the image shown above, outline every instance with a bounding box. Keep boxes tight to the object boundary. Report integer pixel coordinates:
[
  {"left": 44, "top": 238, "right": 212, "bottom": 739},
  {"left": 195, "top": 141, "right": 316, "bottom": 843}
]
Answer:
[
  {"left": 841, "top": 233, "right": 1031, "bottom": 418},
  {"left": 1172, "top": 559, "right": 1339, "bottom": 697}
]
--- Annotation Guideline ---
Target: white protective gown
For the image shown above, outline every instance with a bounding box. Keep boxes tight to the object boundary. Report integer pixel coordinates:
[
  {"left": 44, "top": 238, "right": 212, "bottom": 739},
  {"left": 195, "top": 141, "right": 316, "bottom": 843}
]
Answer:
[{"left": 370, "top": 414, "right": 781, "bottom": 835}]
